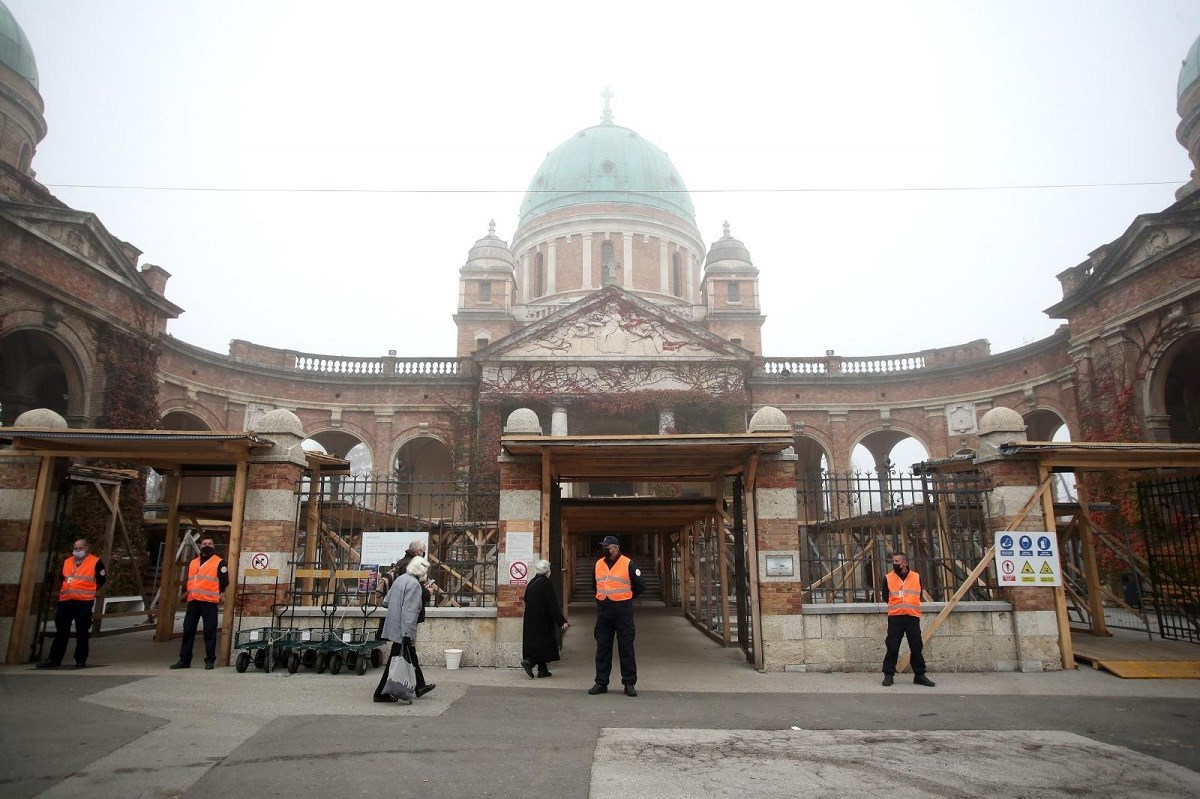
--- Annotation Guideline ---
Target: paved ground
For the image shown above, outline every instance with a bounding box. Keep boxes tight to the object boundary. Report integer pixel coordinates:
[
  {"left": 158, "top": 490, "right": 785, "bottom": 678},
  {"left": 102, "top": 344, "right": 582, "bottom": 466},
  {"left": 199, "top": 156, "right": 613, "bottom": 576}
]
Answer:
[{"left": 2, "top": 606, "right": 1198, "bottom": 798}]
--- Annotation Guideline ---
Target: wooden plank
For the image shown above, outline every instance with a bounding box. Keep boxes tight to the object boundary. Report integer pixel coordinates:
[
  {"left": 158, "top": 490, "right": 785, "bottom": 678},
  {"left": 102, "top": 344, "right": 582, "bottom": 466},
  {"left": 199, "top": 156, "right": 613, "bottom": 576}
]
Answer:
[
  {"left": 1040, "top": 464, "right": 1075, "bottom": 670},
  {"left": 1074, "top": 473, "right": 1109, "bottom": 637},
  {"left": 6, "top": 456, "right": 56, "bottom": 665},
  {"left": 92, "top": 482, "right": 121, "bottom": 634},
  {"left": 303, "top": 466, "right": 321, "bottom": 605},
  {"left": 155, "top": 472, "right": 184, "bottom": 641},
  {"left": 218, "top": 459, "right": 248, "bottom": 668}
]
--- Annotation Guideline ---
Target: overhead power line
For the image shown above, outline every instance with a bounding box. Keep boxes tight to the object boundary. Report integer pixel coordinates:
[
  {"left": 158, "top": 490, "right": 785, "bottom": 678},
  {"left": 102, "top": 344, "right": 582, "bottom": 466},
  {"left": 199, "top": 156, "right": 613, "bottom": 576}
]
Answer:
[{"left": 41, "top": 180, "right": 1181, "bottom": 195}]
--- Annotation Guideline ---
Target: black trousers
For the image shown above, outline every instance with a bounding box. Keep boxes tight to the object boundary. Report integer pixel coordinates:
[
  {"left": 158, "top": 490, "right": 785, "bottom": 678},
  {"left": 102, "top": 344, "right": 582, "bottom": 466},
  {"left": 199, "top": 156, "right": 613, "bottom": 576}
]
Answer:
[
  {"left": 178, "top": 600, "right": 219, "bottom": 665},
  {"left": 882, "top": 614, "right": 927, "bottom": 676},
  {"left": 373, "top": 640, "right": 426, "bottom": 698},
  {"left": 47, "top": 600, "right": 94, "bottom": 666},
  {"left": 594, "top": 600, "right": 636, "bottom": 686}
]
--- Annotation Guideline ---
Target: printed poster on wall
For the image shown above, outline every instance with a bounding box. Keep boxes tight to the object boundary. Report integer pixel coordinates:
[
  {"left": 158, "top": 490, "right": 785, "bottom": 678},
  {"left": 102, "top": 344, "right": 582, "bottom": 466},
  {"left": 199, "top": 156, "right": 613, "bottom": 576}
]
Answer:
[{"left": 360, "top": 531, "right": 428, "bottom": 570}]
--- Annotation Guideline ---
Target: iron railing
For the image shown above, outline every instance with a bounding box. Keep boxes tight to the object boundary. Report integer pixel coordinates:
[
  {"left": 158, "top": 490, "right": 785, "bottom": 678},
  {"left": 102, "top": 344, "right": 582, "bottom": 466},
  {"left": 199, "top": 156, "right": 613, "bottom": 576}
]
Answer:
[
  {"left": 797, "top": 468, "right": 996, "bottom": 604},
  {"left": 1137, "top": 474, "right": 1200, "bottom": 643}
]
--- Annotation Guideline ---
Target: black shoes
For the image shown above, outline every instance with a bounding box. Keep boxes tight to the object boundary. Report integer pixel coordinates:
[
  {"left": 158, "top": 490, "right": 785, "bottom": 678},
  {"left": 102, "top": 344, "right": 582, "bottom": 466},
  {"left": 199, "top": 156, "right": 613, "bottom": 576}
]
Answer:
[
  {"left": 587, "top": 683, "right": 607, "bottom": 695},
  {"left": 536, "top": 669, "right": 552, "bottom": 678},
  {"left": 521, "top": 659, "right": 535, "bottom": 679},
  {"left": 415, "top": 684, "right": 436, "bottom": 697},
  {"left": 204, "top": 662, "right": 214, "bottom": 670},
  {"left": 36, "top": 660, "right": 58, "bottom": 669},
  {"left": 914, "top": 675, "right": 936, "bottom": 687},
  {"left": 74, "top": 663, "right": 86, "bottom": 669},
  {"left": 373, "top": 694, "right": 398, "bottom": 703},
  {"left": 169, "top": 661, "right": 190, "bottom": 669},
  {"left": 882, "top": 674, "right": 894, "bottom": 686},
  {"left": 624, "top": 685, "right": 637, "bottom": 697}
]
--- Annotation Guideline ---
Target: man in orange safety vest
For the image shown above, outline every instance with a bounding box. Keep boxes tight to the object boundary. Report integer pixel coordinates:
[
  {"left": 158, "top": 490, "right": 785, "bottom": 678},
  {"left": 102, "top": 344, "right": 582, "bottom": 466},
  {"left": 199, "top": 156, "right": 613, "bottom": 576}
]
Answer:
[
  {"left": 588, "top": 535, "right": 645, "bottom": 697},
  {"left": 882, "top": 552, "right": 935, "bottom": 687},
  {"left": 170, "top": 536, "right": 228, "bottom": 670},
  {"left": 38, "top": 538, "right": 107, "bottom": 669}
]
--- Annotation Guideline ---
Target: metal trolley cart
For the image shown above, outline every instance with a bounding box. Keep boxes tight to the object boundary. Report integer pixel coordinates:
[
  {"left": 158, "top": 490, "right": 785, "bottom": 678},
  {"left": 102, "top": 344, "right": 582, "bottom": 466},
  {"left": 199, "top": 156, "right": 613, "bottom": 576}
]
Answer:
[
  {"left": 232, "top": 567, "right": 301, "bottom": 673},
  {"left": 326, "top": 600, "right": 386, "bottom": 675},
  {"left": 286, "top": 562, "right": 386, "bottom": 675}
]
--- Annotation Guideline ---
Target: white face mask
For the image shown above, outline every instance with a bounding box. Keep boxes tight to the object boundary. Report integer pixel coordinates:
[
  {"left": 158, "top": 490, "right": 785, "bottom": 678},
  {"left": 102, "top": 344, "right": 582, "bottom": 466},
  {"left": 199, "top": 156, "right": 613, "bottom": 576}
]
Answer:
[{"left": 72, "top": 549, "right": 86, "bottom": 559}]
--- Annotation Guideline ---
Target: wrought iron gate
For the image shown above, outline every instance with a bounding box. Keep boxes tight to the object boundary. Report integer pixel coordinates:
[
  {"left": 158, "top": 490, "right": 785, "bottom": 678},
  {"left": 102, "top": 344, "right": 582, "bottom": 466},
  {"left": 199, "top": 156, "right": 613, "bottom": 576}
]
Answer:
[{"left": 1136, "top": 474, "right": 1200, "bottom": 643}]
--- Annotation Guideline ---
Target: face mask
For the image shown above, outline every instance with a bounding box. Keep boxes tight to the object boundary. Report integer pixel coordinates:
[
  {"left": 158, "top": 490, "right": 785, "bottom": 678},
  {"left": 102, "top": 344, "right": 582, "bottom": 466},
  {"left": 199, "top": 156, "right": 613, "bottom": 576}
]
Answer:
[
  {"left": 892, "top": 564, "right": 905, "bottom": 575},
  {"left": 72, "top": 549, "right": 86, "bottom": 559},
  {"left": 200, "top": 546, "right": 215, "bottom": 557}
]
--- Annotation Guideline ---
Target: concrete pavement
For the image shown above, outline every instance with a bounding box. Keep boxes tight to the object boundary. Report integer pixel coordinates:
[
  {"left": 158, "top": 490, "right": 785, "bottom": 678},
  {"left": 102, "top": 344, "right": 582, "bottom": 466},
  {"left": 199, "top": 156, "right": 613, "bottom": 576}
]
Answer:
[{"left": 2, "top": 605, "right": 1197, "bottom": 798}]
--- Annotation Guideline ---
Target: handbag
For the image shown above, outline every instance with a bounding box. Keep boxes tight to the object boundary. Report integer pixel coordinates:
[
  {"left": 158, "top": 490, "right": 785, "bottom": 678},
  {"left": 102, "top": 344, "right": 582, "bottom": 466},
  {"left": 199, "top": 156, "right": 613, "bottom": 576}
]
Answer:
[{"left": 384, "top": 643, "right": 418, "bottom": 700}]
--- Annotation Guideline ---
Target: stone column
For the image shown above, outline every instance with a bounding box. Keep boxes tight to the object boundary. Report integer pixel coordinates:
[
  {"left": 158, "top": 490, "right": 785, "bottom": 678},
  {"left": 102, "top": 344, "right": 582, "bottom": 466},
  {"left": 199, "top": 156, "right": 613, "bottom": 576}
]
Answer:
[
  {"left": 495, "top": 409, "right": 543, "bottom": 666},
  {"left": 547, "top": 240, "right": 557, "bottom": 294},
  {"left": 581, "top": 233, "right": 593, "bottom": 290},
  {"left": 622, "top": 233, "right": 634, "bottom": 287},
  {"left": 747, "top": 407, "right": 801, "bottom": 672},
  {"left": 974, "top": 406, "right": 1062, "bottom": 672},
  {"left": 551, "top": 407, "right": 569, "bottom": 437},
  {"left": 0, "top": 409, "right": 68, "bottom": 664}
]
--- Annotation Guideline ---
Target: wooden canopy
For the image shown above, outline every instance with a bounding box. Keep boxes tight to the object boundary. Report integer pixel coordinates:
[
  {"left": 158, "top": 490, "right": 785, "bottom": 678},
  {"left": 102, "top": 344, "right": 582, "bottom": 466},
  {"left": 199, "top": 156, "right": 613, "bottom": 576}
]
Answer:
[
  {"left": 0, "top": 428, "right": 275, "bottom": 466},
  {"left": 997, "top": 441, "right": 1200, "bottom": 470},
  {"left": 501, "top": 431, "right": 796, "bottom": 483}
]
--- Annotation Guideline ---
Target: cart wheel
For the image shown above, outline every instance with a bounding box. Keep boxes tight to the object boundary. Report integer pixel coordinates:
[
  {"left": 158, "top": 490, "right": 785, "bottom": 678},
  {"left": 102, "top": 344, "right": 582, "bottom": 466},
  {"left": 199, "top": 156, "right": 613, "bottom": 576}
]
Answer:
[
  {"left": 254, "top": 649, "right": 266, "bottom": 670},
  {"left": 371, "top": 648, "right": 383, "bottom": 668},
  {"left": 302, "top": 650, "right": 317, "bottom": 668},
  {"left": 346, "top": 651, "right": 358, "bottom": 669},
  {"left": 356, "top": 654, "right": 368, "bottom": 675},
  {"left": 330, "top": 652, "right": 344, "bottom": 675},
  {"left": 288, "top": 652, "right": 300, "bottom": 674},
  {"left": 316, "top": 652, "right": 328, "bottom": 674},
  {"left": 235, "top": 651, "right": 250, "bottom": 673}
]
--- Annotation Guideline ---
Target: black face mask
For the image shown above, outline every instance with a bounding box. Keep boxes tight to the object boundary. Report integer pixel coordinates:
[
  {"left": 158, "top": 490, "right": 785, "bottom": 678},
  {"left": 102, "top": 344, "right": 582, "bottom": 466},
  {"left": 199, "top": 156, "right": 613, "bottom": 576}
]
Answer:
[
  {"left": 200, "top": 546, "right": 215, "bottom": 558},
  {"left": 892, "top": 564, "right": 905, "bottom": 575}
]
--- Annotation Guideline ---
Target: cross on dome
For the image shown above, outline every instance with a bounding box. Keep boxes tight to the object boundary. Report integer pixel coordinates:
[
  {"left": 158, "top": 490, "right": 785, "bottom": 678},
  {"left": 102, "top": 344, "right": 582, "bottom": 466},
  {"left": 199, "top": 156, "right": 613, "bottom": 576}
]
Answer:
[
  {"left": 488, "top": 219, "right": 496, "bottom": 236},
  {"left": 601, "top": 86, "right": 614, "bottom": 125},
  {"left": 723, "top": 221, "right": 731, "bottom": 238}
]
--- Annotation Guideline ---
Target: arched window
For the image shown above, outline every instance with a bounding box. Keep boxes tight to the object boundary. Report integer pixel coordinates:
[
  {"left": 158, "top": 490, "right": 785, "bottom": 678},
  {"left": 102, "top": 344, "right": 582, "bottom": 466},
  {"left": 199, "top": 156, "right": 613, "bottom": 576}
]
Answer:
[
  {"left": 17, "top": 143, "right": 31, "bottom": 173},
  {"left": 534, "top": 253, "right": 545, "bottom": 297},
  {"left": 601, "top": 241, "right": 617, "bottom": 286},
  {"left": 671, "top": 252, "right": 682, "bottom": 297}
]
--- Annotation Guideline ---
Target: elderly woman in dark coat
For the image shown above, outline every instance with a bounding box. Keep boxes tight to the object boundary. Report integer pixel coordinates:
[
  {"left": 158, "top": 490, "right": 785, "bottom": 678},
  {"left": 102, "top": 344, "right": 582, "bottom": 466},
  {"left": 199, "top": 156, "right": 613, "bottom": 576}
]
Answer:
[
  {"left": 521, "top": 560, "right": 569, "bottom": 678},
  {"left": 373, "top": 556, "right": 435, "bottom": 702}
]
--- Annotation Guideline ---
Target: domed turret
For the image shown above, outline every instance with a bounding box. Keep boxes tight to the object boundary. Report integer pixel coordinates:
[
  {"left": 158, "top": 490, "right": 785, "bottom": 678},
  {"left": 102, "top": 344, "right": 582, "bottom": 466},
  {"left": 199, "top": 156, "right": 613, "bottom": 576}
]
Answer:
[
  {"left": 454, "top": 221, "right": 519, "bottom": 356},
  {"left": 464, "top": 220, "right": 515, "bottom": 271},
  {"left": 0, "top": 1, "right": 46, "bottom": 176},
  {"left": 701, "top": 222, "right": 764, "bottom": 355},
  {"left": 1176, "top": 33, "right": 1200, "bottom": 199}
]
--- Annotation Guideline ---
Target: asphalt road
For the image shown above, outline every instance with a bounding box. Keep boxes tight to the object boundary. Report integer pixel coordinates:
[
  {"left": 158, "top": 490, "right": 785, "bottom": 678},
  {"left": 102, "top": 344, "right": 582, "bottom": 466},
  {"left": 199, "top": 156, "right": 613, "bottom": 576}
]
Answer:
[{"left": 2, "top": 674, "right": 1197, "bottom": 799}]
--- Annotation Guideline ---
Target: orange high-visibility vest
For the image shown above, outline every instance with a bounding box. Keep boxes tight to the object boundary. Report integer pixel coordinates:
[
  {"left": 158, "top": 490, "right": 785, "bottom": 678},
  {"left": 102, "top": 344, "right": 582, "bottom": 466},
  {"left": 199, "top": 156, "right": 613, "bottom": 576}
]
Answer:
[
  {"left": 187, "top": 555, "right": 223, "bottom": 603},
  {"left": 595, "top": 555, "right": 634, "bottom": 602},
  {"left": 59, "top": 554, "right": 100, "bottom": 602},
  {"left": 886, "top": 569, "right": 922, "bottom": 617}
]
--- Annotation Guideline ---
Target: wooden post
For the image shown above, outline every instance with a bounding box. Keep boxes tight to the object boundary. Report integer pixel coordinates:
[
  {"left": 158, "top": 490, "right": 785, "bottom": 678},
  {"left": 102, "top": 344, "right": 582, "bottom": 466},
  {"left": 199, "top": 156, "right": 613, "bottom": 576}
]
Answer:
[
  {"left": 6, "top": 456, "right": 55, "bottom": 665},
  {"left": 303, "top": 465, "right": 321, "bottom": 606},
  {"left": 716, "top": 510, "right": 732, "bottom": 646},
  {"left": 744, "top": 453, "right": 765, "bottom": 671},
  {"left": 1074, "top": 472, "right": 1109, "bottom": 637},
  {"left": 90, "top": 482, "right": 121, "bottom": 634},
  {"left": 540, "top": 449, "right": 551, "bottom": 559},
  {"left": 218, "top": 459, "right": 249, "bottom": 667},
  {"left": 155, "top": 472, "right": 184, "bottom": 642},
  {"left": 1039, "top": 464, "right": 1075, "bottom": 670}
]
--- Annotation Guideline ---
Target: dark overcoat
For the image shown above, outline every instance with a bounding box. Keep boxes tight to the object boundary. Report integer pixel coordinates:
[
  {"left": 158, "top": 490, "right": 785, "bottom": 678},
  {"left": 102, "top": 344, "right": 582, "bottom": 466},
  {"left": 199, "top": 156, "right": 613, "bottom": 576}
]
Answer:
[{"left": 522, "top": 573, "right": 567, "bottom": 663}]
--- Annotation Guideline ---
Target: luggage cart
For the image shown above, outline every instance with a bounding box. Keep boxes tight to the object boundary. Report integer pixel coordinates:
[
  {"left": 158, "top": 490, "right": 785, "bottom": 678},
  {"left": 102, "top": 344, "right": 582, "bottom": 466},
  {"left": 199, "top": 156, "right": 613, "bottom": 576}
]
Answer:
[
  {"left": 284, "top": 602, "right": 341, "bottom": 674},
  {"left": 325, "top": 593, "right": 386, "bottom": 675},
  {"left": 233, "top": 601, "right": 297, "bottom": 673}
]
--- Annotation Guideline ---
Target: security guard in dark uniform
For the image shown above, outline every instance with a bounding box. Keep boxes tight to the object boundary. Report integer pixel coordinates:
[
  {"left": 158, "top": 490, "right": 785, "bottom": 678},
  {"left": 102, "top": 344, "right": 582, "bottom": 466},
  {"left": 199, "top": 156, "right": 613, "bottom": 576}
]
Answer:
[
  {"left": 589, "top": 535, "right": 645, "bottom": 697},
  {"left": 38, "top": 538, "right": 106, "bottom": 669}
]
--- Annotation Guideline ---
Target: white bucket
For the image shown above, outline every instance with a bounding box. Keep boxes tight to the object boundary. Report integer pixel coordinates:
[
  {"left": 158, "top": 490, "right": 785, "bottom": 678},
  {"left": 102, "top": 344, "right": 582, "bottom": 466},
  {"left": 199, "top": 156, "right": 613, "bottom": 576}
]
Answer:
[{"left": 444, "top": 648, "right": 463, "bottom": 670}]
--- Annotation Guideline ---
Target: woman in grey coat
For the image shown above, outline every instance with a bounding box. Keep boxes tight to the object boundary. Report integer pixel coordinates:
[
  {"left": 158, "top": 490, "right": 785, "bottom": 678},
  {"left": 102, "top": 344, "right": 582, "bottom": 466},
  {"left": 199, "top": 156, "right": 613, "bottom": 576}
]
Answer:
[{"left": 373, "top": 556, "right": 435, "bottom": 702}]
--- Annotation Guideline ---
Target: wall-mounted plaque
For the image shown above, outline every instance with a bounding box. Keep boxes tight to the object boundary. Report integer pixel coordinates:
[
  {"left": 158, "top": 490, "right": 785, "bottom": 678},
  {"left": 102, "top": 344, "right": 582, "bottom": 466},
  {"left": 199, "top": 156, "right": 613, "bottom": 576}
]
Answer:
[{"left": 765, "top": 555, "right": 794, "bottom": 577}]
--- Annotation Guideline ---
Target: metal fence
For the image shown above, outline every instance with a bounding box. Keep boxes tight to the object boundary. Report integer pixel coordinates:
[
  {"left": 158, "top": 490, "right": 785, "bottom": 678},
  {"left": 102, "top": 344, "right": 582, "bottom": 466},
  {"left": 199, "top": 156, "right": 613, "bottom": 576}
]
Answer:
[
  {"left": 1137, "top": 474, "right": 1200, "bottom": 643},
  {"left": 797, "top": 468, "right": 996, "bottom": 604},
  {"left": 295, "top": 475, "right": 500, "bottom": 608}
]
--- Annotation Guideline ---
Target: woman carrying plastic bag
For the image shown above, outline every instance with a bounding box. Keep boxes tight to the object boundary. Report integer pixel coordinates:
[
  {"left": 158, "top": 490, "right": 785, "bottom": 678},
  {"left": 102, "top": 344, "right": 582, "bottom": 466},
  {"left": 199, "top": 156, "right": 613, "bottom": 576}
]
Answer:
[{"left": 374, "top": 555, "right": 431, "bottom": 703}]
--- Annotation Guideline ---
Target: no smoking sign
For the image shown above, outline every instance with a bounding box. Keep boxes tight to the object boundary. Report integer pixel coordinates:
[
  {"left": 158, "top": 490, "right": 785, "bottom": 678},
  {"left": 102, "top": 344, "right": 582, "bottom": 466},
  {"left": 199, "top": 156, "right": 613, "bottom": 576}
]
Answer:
[{"left": 508, "top": 560, "right": 528, "bottom": 586}]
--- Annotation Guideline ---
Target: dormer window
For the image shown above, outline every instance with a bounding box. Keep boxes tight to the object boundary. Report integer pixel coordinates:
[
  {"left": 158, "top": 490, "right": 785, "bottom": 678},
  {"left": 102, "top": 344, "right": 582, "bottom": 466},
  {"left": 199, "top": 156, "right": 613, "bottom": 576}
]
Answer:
[{"left": 728, "top": 281, "right": 740, "bottom": 303}]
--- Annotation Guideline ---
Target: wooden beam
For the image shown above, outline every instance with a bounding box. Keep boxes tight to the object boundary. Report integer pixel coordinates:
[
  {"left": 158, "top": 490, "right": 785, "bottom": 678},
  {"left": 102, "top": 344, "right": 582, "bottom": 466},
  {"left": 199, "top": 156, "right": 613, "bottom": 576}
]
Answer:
[
  {"left": 91, "top": 482, "right": 121, "bottom": 634},
  {"left": 218, "top": 459, "right": 248, "bottom": 668},
  {"left": 303, "top": 466, "right": 321, "bottom": 605},
  {"left": 7, "top": 456, "right": 56, "bottom": 664},
  {"left": 1074, "top": 473, "right": 1109, "bottom": 637},
  {"left": 155, "top": 472, "right": 184, "bottom": 641},
  {"left": 1039, "top": 464, "right": 1075, "bottom": 670}
]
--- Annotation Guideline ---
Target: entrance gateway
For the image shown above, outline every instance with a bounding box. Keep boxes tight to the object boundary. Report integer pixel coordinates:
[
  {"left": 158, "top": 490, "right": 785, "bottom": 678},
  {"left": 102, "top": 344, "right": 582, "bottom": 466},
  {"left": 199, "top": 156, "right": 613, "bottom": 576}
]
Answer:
[{"left": 499, "top": 427, "right": 796, "bottom": 668}]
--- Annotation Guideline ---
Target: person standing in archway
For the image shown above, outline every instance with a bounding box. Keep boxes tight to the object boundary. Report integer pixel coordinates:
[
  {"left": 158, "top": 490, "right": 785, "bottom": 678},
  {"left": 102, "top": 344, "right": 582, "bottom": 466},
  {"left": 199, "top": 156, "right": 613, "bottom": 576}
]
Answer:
[{"left": 589, "top": 535, "right": 645, "bottom": 697}]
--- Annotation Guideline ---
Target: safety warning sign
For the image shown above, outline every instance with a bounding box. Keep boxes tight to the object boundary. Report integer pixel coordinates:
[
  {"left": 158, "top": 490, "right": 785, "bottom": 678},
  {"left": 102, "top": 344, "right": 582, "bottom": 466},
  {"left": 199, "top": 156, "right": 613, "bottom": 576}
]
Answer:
[
  {"left": 996, "top": 531, "right": 1061, "bottom": 586},
  {"left": 508, "top": 559, "right": 529, "bottom": 587}
]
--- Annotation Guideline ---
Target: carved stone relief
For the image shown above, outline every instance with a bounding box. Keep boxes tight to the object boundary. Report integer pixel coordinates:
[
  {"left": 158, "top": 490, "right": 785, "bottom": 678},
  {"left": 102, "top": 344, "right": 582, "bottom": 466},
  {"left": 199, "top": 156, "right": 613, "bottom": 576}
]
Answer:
[{"left": 945, "top": 402, "right": 978, "bottom": 436}]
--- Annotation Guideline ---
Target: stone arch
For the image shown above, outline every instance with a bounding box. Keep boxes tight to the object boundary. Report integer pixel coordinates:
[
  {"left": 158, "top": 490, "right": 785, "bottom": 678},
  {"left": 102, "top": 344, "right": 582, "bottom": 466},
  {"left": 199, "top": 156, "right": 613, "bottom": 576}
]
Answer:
[
  {"left": 0, "top": 325, "right": 89, "bottom": 426},
  {"left": 1023, "top": 407, "right": 1070, "bottom": 442},
  {"left": 1145, "top": 329, "right": 1200, "bottom": 443},
  {"left": 793, "top": 433, "right": 832, "bottom": 480},
  {"left": 307, "top": 428, "right": 373, "bottom": 475},
  {"left": 161, "top": 408, "right": 216, "bottom": 431},
  {"left": 392, "top": 434, "right": 453, "bottom": 481},
  {"left": 159, "top": 409, "right": 220, "bottom": 503},
  {"left": 848, "top": 426, "right": 931, "bottom": 475}
]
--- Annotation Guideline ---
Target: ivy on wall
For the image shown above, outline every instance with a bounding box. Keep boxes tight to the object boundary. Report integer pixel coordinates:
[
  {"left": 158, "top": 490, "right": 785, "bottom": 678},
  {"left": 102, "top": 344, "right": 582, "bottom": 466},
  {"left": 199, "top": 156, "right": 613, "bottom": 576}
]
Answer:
[{"left": 66, "top": 322, "right": 160, "bottom": 595}]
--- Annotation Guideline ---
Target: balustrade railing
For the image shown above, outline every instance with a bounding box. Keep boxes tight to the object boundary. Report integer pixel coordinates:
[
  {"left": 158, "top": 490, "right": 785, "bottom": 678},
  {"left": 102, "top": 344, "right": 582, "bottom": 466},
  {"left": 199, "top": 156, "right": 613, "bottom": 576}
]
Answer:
[
  {"left": 291, "top": 354, "right": 465, "bottom": 377},
  {"left": 757, "top": 352, "right": 926, "bottom": 377}
]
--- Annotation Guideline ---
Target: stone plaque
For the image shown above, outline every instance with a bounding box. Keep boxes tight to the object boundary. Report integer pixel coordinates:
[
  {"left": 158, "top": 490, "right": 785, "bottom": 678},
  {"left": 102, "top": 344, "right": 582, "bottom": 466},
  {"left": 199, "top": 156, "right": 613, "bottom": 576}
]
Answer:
[{"left": 765, "top": 555, "right": 794, "bottom": 577}]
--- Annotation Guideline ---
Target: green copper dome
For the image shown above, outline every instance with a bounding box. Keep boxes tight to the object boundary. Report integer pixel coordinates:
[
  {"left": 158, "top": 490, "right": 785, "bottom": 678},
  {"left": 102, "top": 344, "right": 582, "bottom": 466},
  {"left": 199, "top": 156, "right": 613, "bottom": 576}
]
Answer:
[
  {"left": 1182, "top": 34, "right": 1200, "bottom": 101},
  {"left": 0, "top": 2, "right": 38, "bottom": 89},
  {"left": 519, "top": 110, "right": 694, "bottom": 226}
]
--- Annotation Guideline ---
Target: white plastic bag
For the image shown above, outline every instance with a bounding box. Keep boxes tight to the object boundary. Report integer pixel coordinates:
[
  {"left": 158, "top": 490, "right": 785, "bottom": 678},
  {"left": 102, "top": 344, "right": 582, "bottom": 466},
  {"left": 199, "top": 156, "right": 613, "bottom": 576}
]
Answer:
[{"left": 384, "top": 644, "right": 418, "bottom": 701}]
